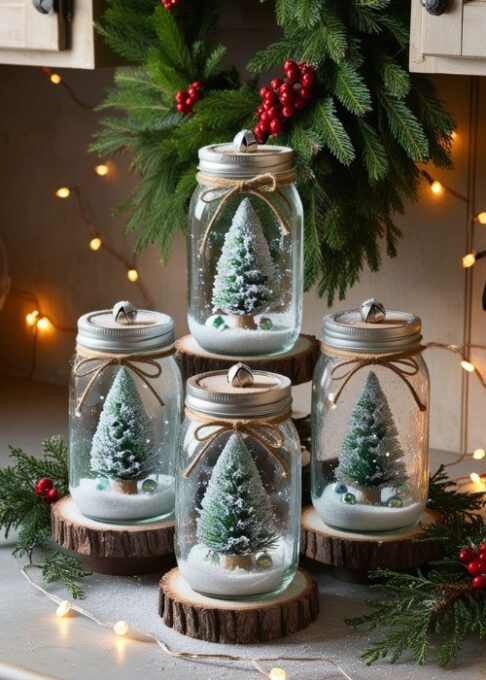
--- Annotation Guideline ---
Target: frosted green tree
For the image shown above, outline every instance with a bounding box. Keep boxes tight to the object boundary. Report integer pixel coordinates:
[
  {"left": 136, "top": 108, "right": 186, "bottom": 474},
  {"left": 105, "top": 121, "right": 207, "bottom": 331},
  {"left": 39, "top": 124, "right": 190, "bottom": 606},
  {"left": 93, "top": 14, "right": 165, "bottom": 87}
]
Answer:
[
  {"left": 211, "top": 198, "right": 277, "bottom": 330},
  {"left": 197, "top": 433, "right": 278, "bottom": 570},
  {"left": 90, "top": 367, "right": 156, "bottom": 495},
  {"left": 335, "top": 371, "right": 407, "bottom": 505}
]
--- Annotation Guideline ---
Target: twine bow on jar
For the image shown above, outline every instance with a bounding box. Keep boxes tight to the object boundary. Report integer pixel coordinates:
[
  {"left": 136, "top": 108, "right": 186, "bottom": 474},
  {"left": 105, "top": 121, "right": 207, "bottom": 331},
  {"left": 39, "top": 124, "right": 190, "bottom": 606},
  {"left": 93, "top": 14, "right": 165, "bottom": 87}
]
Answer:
[
  {"left": 325, "top": 345, "right": 427, "bottom": 412},
  {"left": 183, "top": 407, "right": 291, "bottom": 478},
  {"left": 196, "top": 171, "right": 296, "bottom": 254},
  {"left": 73, "top": 345, "right": 175, "bottom": 414}
]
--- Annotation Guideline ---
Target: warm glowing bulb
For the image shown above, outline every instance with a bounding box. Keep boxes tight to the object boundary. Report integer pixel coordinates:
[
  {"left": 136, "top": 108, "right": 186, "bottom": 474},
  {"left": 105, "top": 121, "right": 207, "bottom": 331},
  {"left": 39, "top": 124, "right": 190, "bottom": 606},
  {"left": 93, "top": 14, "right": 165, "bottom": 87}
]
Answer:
[
  {"left": 127, "top": 268, "right": 139, "bottom": 283},
  {"left": 461, "top": 359, "right": 475, "bottom": 373},
  {"left": 50, "top": 73, "right": 62, "bottom": 85},
  {"left": 451, "top": 131, "right": 458, "bottom": 140},
  {"left": 25, "top": 310, "right": 39, "bottom": 327},
  {"left": 470, "top": 472, "right": 482, "bottom": 484},
  {"left": 473, "top": 448, "right": 485, "bottom": 460},
  {"left": 36, "top": 317, "right": 50, "bottom": 331},
  {"left": 269, "top": 669, "right": 287, "bottom": 680},
  {"left": 476, "top": 212, "right": 486, "bottom": 225},
  {"left": 55, "top": 187, "right": 70, "bottom": 199},
  {"left": 113, "top": 620, "right": 129, "bottom": 636},
  {"left": 89, "top": 237, "right": 102, "bottom": 251},
  {"left": 462, "top": 253, "right": 476, "bottom": 268},
  {"left": 94, "top": 163, "right": 109, "bottom": 177},
  {"left": 56, "top": 600, "right": 71, "bottom": 618},
  {"left": 431, "top": 180, "right": 444, "bottom": 195}
]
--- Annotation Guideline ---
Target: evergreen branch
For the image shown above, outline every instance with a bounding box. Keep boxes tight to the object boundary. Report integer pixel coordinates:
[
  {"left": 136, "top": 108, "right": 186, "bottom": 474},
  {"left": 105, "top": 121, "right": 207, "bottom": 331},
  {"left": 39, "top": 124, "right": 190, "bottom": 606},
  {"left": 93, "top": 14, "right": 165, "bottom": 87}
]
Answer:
[
  {"left": 41, "top": 552, "right": 91, "bottom": 600},
  {"left": 428, "top": 465, "right": 485, "bottom": 520}
]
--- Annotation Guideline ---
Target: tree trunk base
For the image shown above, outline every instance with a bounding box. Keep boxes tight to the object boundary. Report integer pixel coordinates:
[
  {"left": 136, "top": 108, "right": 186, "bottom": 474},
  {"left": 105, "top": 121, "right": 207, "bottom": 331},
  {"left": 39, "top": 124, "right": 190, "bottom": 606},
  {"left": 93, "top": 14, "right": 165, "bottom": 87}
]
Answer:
[
  {"left": 360, "top": 487, "right": 382, "bottom": 505},
  {"left": 159, "top": 567, "right": 319, "bottom": 643},
  {"left": 231, "top": 314, "right": 257, "bottom": 330},
  {"left": 51, "top": 495, "right": 175, "bottom": 575},
  {"left": 300, "top": 505, "right": 441, "bottom": 583},
  {"left": 112, "top": 479, "right": 138, "bottom": 495},
  {"left": 222, "top": 554, "right": 253, "bottom": 570}
]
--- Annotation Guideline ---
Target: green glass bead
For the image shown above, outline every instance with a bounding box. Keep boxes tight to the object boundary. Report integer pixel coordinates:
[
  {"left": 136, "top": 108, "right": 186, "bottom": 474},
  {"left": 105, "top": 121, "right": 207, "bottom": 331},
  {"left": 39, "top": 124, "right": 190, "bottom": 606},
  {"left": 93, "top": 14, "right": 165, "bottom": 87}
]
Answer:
[
  {"left": 212, "top": 315, "right": 225, "bottom": 329},
  {"left": 335, "top": 483, "right": 348, "bottom": 494},
  {"left": 387, "top": 495, "right": 403, "bottom": 508},
  {"left": 255, "top": 553, "right": 273, "bottom": 569},
  {"left": 141, "top": 479, "right": 158, "bottom": 494},
  {"left": 395, "top": 483, "right": 409, "bottom": 498},
  {"left": 342, "top": 492, "right": 356, "bottom": 505},
  {"left": 259, "top": 317, "right": 273, "bottom": 331},
  {"left": 95, "top": 478, "right": 109, "bottom": 491}
]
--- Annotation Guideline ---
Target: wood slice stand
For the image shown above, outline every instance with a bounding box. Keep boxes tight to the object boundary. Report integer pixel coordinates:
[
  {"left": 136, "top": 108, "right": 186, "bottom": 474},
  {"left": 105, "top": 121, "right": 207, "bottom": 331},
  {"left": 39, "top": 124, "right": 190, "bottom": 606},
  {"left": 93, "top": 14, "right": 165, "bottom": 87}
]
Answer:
[
  {"left": 51, "top": 496, "right": 175, "bottom": 576},
  {"left": 300, "top": 505, "right": 441, "bottom": 583},
  {"left": 176, "top": 333, "right": 320, "bottom": 385},
  {"left": 159, "top": 567, "right": 319, "bottom": 644}
]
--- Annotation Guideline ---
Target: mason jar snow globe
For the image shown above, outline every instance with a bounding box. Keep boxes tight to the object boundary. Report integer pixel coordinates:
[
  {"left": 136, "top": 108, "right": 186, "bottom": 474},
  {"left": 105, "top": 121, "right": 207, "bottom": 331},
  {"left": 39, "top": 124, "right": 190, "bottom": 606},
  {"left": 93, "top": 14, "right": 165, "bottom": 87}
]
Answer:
[
  {"left": 311, "top": 299, "right": 430, "bottom": 533},
  {"left": 187, "top": 129, "right": 303, "bottom": 357},
  {"left": 69, "top": 301, "right": 183, "bottom": 524},
  {"left": 176, "top": 363, "right": 301, "bottom": 599}
]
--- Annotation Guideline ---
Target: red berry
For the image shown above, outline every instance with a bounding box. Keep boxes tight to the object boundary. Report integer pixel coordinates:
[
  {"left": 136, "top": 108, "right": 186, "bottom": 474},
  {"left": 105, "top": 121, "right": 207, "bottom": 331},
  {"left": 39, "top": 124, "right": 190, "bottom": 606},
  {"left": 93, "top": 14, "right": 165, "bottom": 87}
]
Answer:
[
  {"left": 175, "top": 91, "right": 186, "bottom": 103},
  {"left": 479, "top": 543, "right": 486, "bottom": 554},
  {"left": 458, "top": 547, "right": 477, "bottom": 564},
  {"left": 264, "top": 91, "right": 276, "bottom": 105},
  {"left": 256, "top": 105, "right": 264, "bottom": 116},
  {"left": 472, "top": 575, "right": 486, "bottom": 590},
  {"left": 281, "top": 105, "right": 294, "bottom": 118},
  {"left": 176, "top": 103, "right": 187, "bottom": 113},
  {"left": 294, "top": 96, "right": 306, "bottom": 110},
  {"left": 259, "top": 86, "right": 271, "bottom": 99},
  {"left": 37, "top": 478, "right": 53, "bottom": 494},
  {"left": 269, "top": 118, "right": 283, "bottom": 135},
  {"left": 191, "top": 81, "right": 203, "bottom": 90},
  {"left": 259, "top": 110, "right": 269, "bottom": 123},
  {"left": 185, "top": 97, "right": 194, "bottom": 107},
  {"left": 300, "top": 86, "right": 313, "bottom": 101},
  {"left": 283, "top": 59, "right": 297, "bottom": 72},
  {"left": 259, "top": 118, "right": 270, "bottom": 133},
  {"left": 266, "top": 105, "right": 280, "bottom": 120},
  {"left": 467, "top": 559, "right": 486, "bottom": 576},
  {"left": 279, "top": 82, "right": 294, "bottom": 95},
  {"left": 271, "top": 78, "right": 283, "bottom": 91},
  {"left": 285, "top": 65, "right": 300, "bottom": 83},
  {"left": 34, "top": 483, "right": 44, "bottom": 497},
  {"left": 279, "top": 91, "right": 295, "bottom": 106},
  {"left": 253, "top": 127, "right": 268, "bottom": 144},
  {"left": 301, "top": 71, "right": 316, "bottom": 88},
  {"left": 46, "top": 487, "right": 58, "bottom": 503}
]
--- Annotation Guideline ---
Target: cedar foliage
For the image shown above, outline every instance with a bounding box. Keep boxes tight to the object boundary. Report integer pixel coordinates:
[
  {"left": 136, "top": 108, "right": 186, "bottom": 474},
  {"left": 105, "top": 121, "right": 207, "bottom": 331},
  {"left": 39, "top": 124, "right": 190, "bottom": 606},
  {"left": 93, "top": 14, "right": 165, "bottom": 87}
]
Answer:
[{"left": 93, "top": 0, "right": 454, "bottom": 303}]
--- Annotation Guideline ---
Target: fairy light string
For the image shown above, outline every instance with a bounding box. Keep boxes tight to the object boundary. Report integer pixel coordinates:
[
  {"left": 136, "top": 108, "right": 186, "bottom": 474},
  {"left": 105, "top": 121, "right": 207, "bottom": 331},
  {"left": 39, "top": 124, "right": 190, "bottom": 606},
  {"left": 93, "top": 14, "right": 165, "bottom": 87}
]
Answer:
[{"left": 21, "top": 563, "right": 354, "bottom": 680}]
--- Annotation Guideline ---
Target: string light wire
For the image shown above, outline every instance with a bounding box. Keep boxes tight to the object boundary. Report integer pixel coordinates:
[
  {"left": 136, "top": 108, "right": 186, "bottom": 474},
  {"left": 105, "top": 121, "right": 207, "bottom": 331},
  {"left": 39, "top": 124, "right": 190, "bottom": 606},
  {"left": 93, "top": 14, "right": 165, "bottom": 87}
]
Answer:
[{"left": 21, "top": 563, "right": 354, "bottom": 680}]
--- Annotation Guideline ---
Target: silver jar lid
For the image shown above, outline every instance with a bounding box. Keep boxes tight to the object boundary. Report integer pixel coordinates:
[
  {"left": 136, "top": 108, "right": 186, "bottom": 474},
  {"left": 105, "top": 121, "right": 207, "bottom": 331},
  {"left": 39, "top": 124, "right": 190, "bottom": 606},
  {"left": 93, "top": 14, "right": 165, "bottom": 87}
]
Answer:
[
  {"left": 198, "top": 130, "right": 294, "bottom": 178},
  {"left": 322, "top": 298, "right": 422, "bottom": 354},
  {"left": 77, "top": 301, "right": 175, "bottom": 353},
  {"left": 186, "top": 363, "right": 292, "bottom": 418}
]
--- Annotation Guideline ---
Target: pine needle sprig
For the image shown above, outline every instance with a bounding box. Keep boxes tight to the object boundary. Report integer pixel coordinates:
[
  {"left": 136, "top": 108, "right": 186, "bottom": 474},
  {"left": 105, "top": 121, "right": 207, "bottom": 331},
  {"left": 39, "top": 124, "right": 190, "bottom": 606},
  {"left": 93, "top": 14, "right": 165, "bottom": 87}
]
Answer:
[
  {"left": 41, "top": 552, "right": 91, "bottom": 600},
  {"left": 428, "top": 464, "right": 485, "bottom": 520}
]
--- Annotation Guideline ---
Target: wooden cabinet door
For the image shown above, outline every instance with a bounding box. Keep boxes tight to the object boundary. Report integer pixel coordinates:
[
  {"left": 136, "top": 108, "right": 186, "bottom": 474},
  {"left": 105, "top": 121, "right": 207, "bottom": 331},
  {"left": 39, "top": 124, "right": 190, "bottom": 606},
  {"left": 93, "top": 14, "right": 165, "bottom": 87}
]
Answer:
[
  {"left": 0, "top": 0, "right": 67, "bottom": 51},
  {"left": 462, "top": 1, "right": 486, "bottom": 57}
]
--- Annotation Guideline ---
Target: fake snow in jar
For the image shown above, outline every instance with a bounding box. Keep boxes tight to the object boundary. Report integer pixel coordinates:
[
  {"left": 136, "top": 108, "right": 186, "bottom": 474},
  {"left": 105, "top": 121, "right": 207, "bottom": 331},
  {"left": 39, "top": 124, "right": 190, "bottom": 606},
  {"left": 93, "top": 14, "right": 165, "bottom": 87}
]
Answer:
[
  {"left": 175, "top": 363, "right": 301, "bottom": 599},
  {"left": 187, "top": 129, "right": 303, "bottom": 357},
  {"left": 69, "top": 301, "right": 183, "bottom": 523},
  {"left": 311, "top": 299, "right": 430, "bottom": 533}
]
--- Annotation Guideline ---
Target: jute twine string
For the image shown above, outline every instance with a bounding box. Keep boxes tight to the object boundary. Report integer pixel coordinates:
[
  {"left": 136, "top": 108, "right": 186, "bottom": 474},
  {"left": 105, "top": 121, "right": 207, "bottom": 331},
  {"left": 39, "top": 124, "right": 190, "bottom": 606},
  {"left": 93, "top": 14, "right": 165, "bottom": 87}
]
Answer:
[
  {"left": 197, "top": 171, "right": 296, "bottom": 254},
  {"left": 73, "top": 344, "right": 175, "bottom": 413},
  {"left": 322, "top": 343, "right": 427, "bottom": 412},
  {"left": 183, "top": 406, "right": 291, "bottom": 478}
]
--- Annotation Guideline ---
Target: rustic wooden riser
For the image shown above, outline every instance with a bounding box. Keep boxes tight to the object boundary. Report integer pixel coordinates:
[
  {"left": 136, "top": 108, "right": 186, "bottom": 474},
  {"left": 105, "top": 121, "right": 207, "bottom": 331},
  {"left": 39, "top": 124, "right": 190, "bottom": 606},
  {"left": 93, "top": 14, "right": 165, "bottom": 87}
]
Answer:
[
  {"left": 159, "top": 567, "right": 319, "bottom": 644},
  {"left": 176, "top": 334, "right": 320, "bottom": 385},
  {"left": 51, "top": 496, "right": 175, "bottom": 576},
  {"left": 300, "top": 505, "right": 441, "bottom": 583}
]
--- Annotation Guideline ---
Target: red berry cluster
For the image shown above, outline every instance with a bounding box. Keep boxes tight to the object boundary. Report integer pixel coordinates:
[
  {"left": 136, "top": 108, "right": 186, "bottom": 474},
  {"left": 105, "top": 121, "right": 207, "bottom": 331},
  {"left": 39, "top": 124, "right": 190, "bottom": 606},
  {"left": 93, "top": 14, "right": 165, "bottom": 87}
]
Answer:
[
  {"left": 161, "top": 0, "right": 178, "bottom": 9},
  {"left": 458, "top": 544, "right": 486, "bottom": 590},
  {"left": 34, "top": 477, "right": 58, "bottom": 504},
  {"left": 175, "top": 81, "right": 204, "bottom": 115},
  {"left": 254, "top": 60, "right": 316, "bottom": 143}
]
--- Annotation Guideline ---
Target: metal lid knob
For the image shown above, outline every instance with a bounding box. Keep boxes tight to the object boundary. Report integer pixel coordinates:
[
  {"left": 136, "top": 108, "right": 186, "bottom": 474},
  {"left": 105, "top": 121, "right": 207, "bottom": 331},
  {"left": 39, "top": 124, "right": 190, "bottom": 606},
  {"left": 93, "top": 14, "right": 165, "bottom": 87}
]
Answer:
[
  {"left": 112, "top": 301, "right": 138, "bottom": 325},
  {"left": 227, "top": 363, "right": 254, "bottom": 387},
  {"left": 360, "top": 298, "right": 386, "bottom": 324},
  {"left": 233, "top": 130, "right": 258, "bottom": 153}
]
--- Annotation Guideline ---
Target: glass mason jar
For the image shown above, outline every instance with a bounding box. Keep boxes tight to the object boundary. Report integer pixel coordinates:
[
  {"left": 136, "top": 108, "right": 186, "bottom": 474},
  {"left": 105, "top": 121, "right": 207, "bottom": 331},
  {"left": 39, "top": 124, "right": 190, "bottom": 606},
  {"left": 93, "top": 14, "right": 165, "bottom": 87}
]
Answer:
[
  {"left": 187, "top": 130, "right": 303, "bottom": 357},
  {"left": 69, "top": 301, "right": 183, "bottom": 524},
  {"left": 311, "top": 299, "right": 430, "bottom": 533},
  {"left": 176, "top": 363, "right": 301, "bottom": 599}
]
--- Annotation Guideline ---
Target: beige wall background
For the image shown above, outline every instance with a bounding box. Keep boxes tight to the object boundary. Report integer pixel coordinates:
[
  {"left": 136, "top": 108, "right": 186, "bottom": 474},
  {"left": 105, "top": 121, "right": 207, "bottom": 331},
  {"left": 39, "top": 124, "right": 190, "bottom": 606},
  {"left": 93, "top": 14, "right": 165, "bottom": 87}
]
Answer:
[{"left": 0, "top": 5, "right": 484, "bottom": 455}]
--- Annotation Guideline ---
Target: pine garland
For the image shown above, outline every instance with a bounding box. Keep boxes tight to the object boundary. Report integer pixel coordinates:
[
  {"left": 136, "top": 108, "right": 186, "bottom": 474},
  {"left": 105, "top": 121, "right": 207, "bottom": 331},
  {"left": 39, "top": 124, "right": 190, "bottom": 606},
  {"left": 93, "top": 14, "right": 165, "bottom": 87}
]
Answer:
[
  {"left": 93, "top": 0, "right": 454, "bottom": 304},
  {"left": 0, "top": 436, "right": 90, "bottom": 598}
]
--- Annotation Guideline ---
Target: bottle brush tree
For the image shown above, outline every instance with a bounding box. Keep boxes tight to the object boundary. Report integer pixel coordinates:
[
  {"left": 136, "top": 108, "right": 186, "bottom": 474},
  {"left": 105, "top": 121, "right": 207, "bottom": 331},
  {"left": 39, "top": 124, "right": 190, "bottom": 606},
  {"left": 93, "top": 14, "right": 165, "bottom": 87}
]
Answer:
[
  {"left": 90, "top": 367, "right": 156, "bottom": 495},
  {"left": 335, "top": 371, "right": 407, "bottom": 505},
  {"left": 211, "top": 198, "right": 278, "bottom": 330},
  {"left": 197, "top": 433, "right": 278, "bottom": 570}
]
